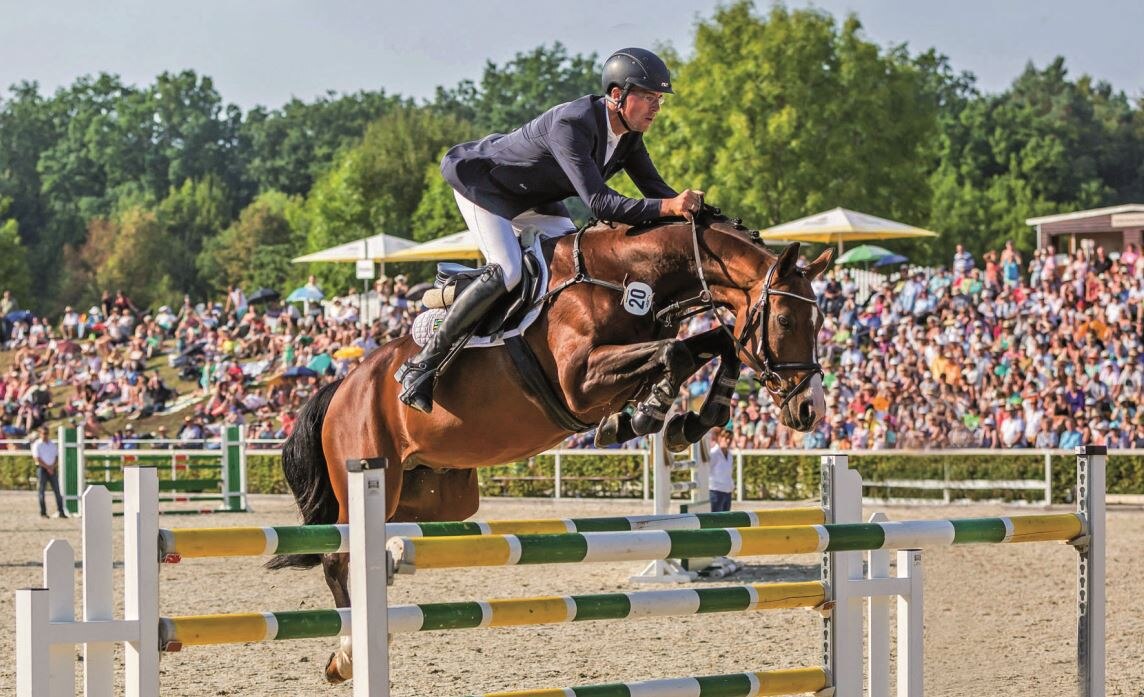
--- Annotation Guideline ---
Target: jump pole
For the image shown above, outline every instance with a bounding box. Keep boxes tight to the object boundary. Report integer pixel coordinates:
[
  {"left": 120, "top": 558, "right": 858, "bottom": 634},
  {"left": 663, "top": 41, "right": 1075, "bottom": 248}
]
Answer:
[{"left": 631, "top": 430, "right": 715, "bottom": 582}]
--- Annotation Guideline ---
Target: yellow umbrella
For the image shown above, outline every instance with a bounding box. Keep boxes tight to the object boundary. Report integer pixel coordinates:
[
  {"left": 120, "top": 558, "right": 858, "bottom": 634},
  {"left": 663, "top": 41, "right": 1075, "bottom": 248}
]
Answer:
[
  {"left": 381, "top": 230, "right": 483, "bottom": 263},
  {"left": 759, "top": 207, "right": 938, "bottom": 253},
  {"left": 333, "top": 345, "right": 365, "bottom": 360}
]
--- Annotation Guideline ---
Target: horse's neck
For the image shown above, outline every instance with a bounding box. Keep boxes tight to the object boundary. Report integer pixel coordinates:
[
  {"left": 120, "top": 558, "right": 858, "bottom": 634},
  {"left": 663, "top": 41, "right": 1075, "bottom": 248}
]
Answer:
[{"left": 568, "top": 220, "right": 767, "bottom": 304}]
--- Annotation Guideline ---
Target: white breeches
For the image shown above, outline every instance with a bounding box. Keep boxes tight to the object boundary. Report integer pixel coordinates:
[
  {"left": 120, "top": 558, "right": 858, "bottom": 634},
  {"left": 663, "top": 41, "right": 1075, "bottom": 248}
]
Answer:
[{"left": 453, "top": 190, "right": 575, "bottom": 291}]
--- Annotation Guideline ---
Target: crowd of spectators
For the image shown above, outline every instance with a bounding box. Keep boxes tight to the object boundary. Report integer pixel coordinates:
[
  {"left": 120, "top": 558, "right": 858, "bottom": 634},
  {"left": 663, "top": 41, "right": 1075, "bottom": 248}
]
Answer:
[
  {"left": 2, "top": 240, "right": 1143, "bottom": 451},
  {"left": 0, "top": 275, "right": 416, "bottom": 448},
  {"left": 705, "top": 240, "right": 1144, "bottom": 450}
]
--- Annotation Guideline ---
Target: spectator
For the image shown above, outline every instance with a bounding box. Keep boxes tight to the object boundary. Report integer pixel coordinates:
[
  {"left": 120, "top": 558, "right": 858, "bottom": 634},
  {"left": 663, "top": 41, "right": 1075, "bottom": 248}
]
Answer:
[
  {"left": 708, "top": 429, "right": 734, "bottom": 512},
  {"left": 32, "top": 426, "right": 67, "bottom": 518},
  {"left": 59, "top": 306, "right": 80, "bottom": 339},
  {"left": 952, "top": 244, "right": 975, "bottom": 277}
]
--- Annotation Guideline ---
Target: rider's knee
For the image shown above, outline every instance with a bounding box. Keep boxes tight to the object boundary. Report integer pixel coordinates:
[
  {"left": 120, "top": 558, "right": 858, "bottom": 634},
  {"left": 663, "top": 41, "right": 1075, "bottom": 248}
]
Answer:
[{"left": 493, "top": 262, "right": 521, "bottom": 291}]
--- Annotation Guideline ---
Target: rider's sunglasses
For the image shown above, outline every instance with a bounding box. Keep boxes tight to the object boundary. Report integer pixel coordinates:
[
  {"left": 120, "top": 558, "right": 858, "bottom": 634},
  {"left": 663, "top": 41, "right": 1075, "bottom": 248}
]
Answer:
[{"left": 628, "top": 89, "right": 667, "bottom": 106}]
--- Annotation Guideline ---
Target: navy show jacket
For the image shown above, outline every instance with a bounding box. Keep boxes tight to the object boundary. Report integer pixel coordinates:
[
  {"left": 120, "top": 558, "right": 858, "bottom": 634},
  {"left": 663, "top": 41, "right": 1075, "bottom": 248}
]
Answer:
[{"left": 442, "top": 95, "right": 677, "bottom": 224}]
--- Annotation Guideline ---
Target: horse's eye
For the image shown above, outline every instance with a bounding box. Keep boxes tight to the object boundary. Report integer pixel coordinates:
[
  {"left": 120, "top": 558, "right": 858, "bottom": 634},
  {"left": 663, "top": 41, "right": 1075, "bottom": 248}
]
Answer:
[{"left": 777, "top": 315, "right": 791, "bottom": 328}]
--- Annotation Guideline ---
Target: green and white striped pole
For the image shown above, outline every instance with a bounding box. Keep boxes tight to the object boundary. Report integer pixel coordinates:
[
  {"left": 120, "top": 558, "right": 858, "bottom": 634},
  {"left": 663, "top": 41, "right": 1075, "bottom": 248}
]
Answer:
[
  {"left": 465, "top": 667, "right": 829, "bottom": 697},
  {"left": 158, "top": 581, "right": 826, "bottom": 648},
  {"left": 156, "top": 508, "right": 826, "bottom": 562},
  {"left": 388, "top": 513, "right": 1085, "bottom": 571}
]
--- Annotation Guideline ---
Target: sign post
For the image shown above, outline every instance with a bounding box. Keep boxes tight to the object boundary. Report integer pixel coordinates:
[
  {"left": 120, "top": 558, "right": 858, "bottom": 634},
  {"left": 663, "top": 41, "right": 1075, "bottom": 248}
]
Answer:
[{"left": 356, "top": 259, "right": 375, "bottom": 326}]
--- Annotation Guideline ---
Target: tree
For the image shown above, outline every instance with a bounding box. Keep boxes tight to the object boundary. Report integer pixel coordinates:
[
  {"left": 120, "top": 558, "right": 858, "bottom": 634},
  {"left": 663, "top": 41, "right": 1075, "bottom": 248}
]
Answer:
[
  {"left": 0, "top": 82, "right": 56, "bottom": 250},
  {"left": 926, "top": 57, "right": 1140, "bottom": 255},
  {"left": 432, "top": 42, "right": 598, "bottom": 134},
  {"left": 64, "top": 206, "right": 175, "bottom": 309},
  {"left": 0, "top": 199, "right": 31, "bottom": 303},
  {"left": 197, "top": 190, "right": 305, "bottom": 292},
  {"left": 651, "top": 2, "right": 938, "bottom": 230},
  {"left": 303, "top": 105, "right": 473, "bottom": 290},
  {"left": 240, "top": 90, "right": 402, "bottom": 196},
  {"left": 411, "top": 158, "right": 466, "bottom": 242},
  {"left": 154, "top": 177, "right": 233, "bottom": 298}
]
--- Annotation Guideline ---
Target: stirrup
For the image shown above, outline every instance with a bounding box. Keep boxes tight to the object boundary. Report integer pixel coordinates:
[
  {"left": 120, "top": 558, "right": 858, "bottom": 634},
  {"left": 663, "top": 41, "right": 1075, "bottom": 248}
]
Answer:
[
  {"left": 393, "top": 361, "right": 421, "bottom": 384},
  {"left": 398, "top": 366, "right": 437, "bottom": 413}
]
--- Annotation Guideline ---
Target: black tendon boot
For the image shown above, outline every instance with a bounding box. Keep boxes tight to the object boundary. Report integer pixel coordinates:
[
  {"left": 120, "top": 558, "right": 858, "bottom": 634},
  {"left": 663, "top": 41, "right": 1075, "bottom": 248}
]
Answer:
[{"left": 396, "top": 265, "right": 508, "bottom": 413}]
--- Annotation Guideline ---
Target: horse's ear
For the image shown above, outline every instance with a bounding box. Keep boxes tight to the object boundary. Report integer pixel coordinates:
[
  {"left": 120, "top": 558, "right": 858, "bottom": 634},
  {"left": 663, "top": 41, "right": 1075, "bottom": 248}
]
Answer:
[
  {"left": 776, "top": 243, "right": 800, "bottom": 276},
  {"left": 804, "top": 248, "right": 834, "bottom": 279}
]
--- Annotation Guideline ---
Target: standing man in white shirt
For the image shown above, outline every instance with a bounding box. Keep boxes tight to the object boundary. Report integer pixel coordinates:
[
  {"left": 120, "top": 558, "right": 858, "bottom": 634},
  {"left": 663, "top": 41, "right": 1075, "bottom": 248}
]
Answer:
[
  {"left": 708, "top": 429, "right": 735, "bottom": 512},
  {"left": 32, "top": 426, "right": 66, "bottom": 518}
]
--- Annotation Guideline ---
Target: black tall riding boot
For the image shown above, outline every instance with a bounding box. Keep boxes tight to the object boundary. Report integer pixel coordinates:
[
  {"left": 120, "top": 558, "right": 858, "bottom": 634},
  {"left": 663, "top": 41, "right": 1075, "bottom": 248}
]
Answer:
[{"left": 396, "top": 265, "right": 509, "bottom": 413}]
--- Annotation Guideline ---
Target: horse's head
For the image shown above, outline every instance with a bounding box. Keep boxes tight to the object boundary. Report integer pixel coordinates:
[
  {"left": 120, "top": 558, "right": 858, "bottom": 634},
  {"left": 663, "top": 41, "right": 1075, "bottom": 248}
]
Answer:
[{"left": 738, "top": 242, "right": 833, "bottom": 432}]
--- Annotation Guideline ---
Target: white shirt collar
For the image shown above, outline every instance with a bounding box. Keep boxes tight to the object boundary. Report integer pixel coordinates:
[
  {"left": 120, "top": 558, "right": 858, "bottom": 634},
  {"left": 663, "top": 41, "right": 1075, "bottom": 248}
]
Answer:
[{"left": 604, "top": 115, "right": 624, "bottom": 164}]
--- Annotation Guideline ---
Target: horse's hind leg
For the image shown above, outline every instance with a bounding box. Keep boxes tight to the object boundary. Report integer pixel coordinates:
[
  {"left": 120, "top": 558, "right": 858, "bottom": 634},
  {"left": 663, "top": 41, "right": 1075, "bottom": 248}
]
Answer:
[{"left": 321, "top": 552, "right": 354, "bottom": 683}]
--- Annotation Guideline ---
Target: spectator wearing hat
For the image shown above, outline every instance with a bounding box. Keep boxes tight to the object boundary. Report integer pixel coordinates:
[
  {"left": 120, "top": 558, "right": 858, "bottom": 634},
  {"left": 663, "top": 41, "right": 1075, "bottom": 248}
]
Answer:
[
  {"left": 59, "top": 306, "right": 80, "bottom": 339},
  {"left": 979, "top": 416, "right": 999, "bottom": 448},
  {"left": 839, "top": 338, "right": 863, "bottom": 369},
  {"left": 178, "top": 415, "right": 204, "bottom": 446}
]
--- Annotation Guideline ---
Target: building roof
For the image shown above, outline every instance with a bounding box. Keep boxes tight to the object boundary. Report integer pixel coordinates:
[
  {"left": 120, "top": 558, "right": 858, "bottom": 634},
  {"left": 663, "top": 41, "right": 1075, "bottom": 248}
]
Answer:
[{"left": 1025, "top": 204, "right": 1144, "bottom": 226}]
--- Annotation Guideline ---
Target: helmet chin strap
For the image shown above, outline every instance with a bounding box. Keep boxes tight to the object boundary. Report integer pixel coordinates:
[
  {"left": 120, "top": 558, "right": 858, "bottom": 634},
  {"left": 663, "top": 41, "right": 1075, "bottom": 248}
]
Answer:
[
  {"left": 616, "top": 107, "right": 635, "bottom": 132},
  {"left": 608, "top": 87, "right": 636, "bottom": 132}
]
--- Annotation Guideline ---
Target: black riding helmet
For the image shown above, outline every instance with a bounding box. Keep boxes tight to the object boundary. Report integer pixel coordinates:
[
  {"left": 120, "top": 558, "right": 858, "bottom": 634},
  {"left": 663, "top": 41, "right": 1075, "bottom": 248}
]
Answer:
[{"left": 601, "top": 48, "right": 673, "bottom": 100}]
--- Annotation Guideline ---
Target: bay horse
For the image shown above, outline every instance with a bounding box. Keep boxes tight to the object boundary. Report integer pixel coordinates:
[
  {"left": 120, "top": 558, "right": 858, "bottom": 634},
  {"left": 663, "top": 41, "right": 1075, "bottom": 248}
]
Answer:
[{"left": 270, "top": 208, "right": 832, "bottom": 682}]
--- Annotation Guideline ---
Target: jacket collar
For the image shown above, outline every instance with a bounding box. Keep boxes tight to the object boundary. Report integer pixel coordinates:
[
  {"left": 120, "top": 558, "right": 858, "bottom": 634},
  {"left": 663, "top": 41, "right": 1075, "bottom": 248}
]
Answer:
[{"left": 592, "top": 96, "right": 609, "bottom": 168}]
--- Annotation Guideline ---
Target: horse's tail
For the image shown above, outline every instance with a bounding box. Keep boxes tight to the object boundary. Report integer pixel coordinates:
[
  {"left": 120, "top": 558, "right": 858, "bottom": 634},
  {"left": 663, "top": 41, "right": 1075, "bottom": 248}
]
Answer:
[{"left": 266, "top": 377, "right": 345, "bottom": 570}]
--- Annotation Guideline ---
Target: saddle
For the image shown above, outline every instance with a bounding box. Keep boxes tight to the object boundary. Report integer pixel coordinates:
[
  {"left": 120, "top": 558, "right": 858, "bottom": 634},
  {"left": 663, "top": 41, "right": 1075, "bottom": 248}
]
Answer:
[
  {"left": 415, "top": 226, "right": 554, "bottom": 344},
  {"left": 421, "top": 250, "right": 543, "bottom": 338}
]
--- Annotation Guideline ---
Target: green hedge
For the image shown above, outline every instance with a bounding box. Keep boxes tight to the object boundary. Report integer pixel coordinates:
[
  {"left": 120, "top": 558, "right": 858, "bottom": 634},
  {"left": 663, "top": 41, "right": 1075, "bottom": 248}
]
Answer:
[{"left": 4, "top": 451, "right": 1142, "bottom": 504}]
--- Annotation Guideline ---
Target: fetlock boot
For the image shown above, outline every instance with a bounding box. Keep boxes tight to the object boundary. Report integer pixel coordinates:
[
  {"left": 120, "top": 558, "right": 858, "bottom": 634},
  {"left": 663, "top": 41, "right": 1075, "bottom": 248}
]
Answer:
[{"left": 396, "top": 265, "right": 508, "bottom": 413}]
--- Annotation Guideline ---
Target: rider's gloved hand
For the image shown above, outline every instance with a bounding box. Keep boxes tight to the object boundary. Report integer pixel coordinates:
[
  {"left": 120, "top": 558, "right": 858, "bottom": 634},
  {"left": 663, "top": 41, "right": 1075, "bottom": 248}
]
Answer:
[{"left": 662, "top": 189, "right": 705, "bottom": 221}]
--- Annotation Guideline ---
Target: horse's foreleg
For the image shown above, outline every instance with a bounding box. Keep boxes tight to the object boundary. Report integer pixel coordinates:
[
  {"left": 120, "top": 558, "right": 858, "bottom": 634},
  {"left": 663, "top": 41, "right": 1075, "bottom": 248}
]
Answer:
[
  {"left": 321, "top": 552, "right": 354, "bottom": 683},
  {"left": 664, "top": 357, "right": 742, "bottom": 452},
  {"left": 638, "top": 329, "right": 738, "bottom": 445},
  {"left": 587, "top": 338, "right": 697, "bottom": 446}
]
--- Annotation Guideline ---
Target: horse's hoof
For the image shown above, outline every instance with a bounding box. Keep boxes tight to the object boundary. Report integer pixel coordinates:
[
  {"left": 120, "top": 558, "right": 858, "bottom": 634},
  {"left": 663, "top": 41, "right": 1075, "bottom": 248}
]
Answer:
[
  {"left": 324, "top": 652, "right": 350, "bottom": 684},
  {"left": 593, "top": 414, "right": 621, "bottom": 447},
  {"left": 664, "top": 415, "right": 690, "bottom": 453}
]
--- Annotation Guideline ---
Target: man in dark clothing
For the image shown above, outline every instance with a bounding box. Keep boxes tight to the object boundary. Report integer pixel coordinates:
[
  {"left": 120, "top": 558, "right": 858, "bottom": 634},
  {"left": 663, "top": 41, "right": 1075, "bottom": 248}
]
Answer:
[{"left": 397, "top": 48, "right": 704, "bottom": 412}]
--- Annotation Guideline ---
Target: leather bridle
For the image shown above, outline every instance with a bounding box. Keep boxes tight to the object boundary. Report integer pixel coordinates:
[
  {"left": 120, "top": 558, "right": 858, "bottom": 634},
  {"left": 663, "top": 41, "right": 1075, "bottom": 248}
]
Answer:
[{"left": 673, "top": 216, "right": 824, "bottom": 411}]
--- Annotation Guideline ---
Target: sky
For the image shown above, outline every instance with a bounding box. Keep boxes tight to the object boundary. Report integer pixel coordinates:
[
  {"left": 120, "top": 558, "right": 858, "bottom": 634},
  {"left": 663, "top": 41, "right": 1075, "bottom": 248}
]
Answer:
[{"left": 1, "top": 0, "right": 1142, "bottom": 111}]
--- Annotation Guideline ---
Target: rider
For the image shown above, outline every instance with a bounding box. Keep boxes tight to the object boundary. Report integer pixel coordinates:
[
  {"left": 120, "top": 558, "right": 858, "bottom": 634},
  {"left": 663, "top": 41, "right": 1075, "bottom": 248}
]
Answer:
[{"left": 396, "top": 47, "right": 705, "bottom": 413}]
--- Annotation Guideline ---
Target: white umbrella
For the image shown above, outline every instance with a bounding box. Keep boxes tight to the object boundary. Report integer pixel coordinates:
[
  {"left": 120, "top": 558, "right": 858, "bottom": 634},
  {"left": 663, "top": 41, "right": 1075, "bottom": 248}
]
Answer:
[{"left": 291, "top": 233, "right": 418, "bottom": 264}]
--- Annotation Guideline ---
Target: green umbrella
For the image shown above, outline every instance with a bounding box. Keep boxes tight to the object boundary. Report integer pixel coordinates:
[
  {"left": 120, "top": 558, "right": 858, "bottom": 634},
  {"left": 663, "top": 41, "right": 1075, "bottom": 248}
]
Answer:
[
  {"left": 834, "top": 244, "right": 896, "bottom": 265},
  {"left": 307, "top": 353, "right": 333, "bottom": 375}
]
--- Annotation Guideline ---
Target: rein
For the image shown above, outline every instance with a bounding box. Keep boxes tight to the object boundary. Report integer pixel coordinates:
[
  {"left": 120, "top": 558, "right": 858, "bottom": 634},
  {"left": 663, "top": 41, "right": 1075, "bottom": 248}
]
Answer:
[{"left": 535, "top": 211, "right": 823, "bottom": 411}]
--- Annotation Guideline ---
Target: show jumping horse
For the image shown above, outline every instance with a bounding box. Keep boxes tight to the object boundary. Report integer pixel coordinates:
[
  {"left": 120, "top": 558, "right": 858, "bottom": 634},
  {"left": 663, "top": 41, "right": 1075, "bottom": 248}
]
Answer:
[{"left": 270, "top": 208, "right": 832, "bottom": 682}]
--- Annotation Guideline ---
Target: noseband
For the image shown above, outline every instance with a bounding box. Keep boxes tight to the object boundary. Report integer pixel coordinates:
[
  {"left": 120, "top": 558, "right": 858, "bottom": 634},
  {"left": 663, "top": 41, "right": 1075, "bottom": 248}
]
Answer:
[{"left": 684, "top": 217, "right": 823, "bottom": 411}]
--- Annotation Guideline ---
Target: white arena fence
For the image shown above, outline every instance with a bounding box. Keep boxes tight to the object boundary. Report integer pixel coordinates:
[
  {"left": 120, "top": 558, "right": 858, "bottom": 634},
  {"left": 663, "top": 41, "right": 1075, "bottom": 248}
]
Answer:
[{"left": 4, "top": 434, "right": 1141, "bottom": 505}]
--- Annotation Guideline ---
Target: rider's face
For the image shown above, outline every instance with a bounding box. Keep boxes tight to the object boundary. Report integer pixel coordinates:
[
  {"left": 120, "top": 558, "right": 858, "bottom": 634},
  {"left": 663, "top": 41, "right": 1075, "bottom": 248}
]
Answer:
[{"left": 617, "top": 87, "right": 664, "bottom": 132}]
